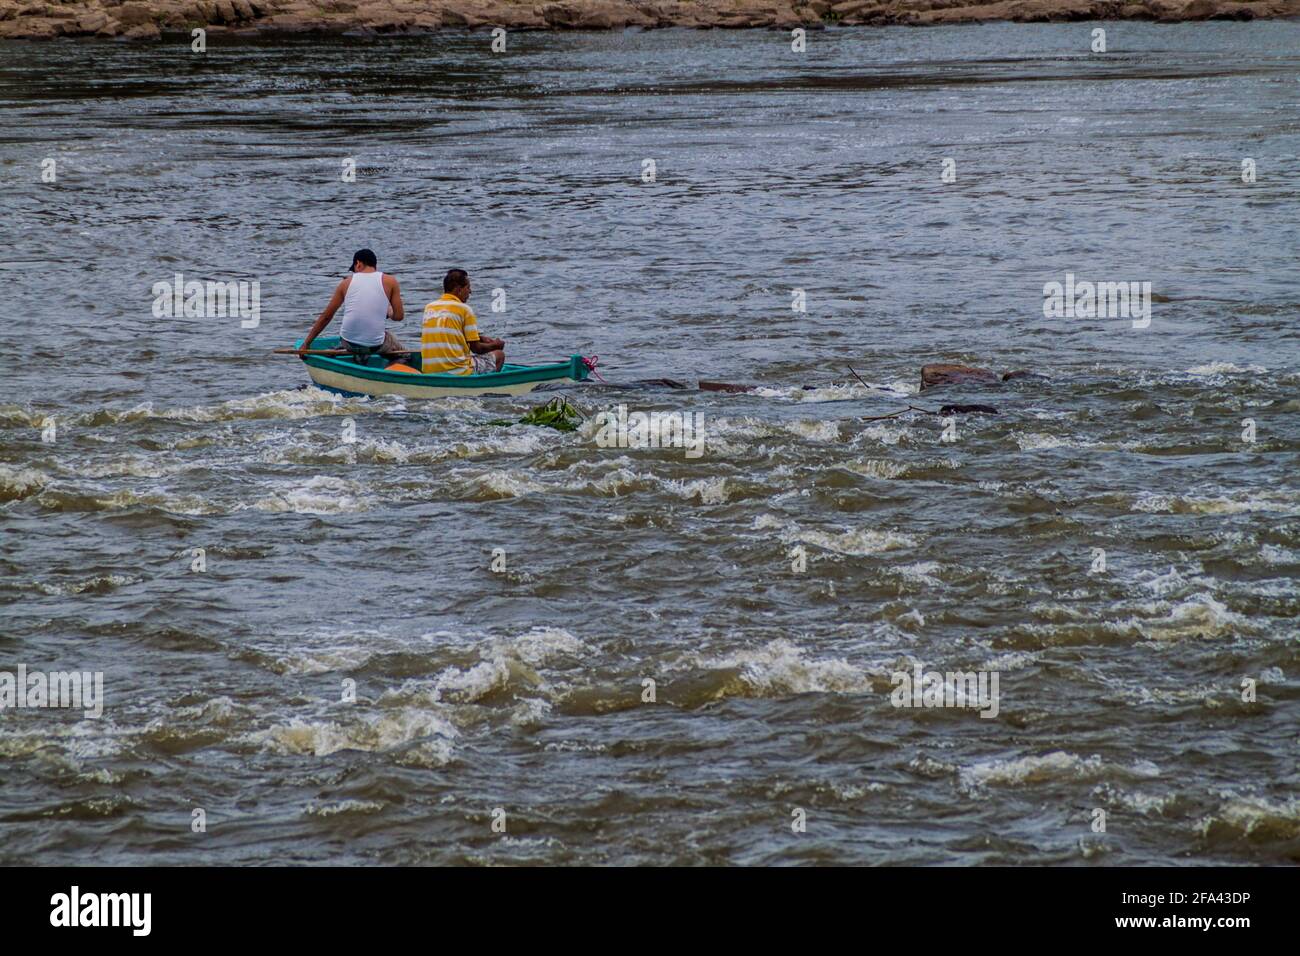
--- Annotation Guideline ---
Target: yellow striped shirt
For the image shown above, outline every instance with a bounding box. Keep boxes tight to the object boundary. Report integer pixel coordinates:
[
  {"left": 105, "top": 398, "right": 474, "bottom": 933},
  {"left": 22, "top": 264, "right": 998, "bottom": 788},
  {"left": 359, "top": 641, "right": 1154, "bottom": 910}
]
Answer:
[{"left": 420, "top": 293, "right": 479, "bottom": 375}]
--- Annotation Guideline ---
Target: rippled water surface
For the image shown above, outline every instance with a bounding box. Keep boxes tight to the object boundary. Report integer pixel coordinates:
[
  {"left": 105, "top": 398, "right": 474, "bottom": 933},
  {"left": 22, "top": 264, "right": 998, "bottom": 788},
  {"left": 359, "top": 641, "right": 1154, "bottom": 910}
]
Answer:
[{"left": 2, "top": 23, "right": 1298, "bottom": 865}]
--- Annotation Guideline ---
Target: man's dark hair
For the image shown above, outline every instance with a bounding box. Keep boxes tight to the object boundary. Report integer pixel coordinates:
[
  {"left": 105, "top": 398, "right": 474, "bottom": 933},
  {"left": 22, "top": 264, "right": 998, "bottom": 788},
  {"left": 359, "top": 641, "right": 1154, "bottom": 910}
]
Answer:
[{"left": 443, "top": 269, "right": 469, "bottom": 293}]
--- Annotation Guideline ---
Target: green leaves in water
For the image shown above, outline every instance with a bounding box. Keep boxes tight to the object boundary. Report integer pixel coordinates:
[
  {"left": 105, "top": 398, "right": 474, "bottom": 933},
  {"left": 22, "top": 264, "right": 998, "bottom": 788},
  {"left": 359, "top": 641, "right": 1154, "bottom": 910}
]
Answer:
[{"left": 484, "top": 397, "right": 585, "bottom": 433}]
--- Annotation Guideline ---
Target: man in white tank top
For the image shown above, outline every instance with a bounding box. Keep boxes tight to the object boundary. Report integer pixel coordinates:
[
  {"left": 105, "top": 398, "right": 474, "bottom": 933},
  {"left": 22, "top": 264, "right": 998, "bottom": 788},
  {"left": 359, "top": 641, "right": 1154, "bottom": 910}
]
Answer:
[{"left": 301, "top": 249, "right": 408, "bottom": 367}]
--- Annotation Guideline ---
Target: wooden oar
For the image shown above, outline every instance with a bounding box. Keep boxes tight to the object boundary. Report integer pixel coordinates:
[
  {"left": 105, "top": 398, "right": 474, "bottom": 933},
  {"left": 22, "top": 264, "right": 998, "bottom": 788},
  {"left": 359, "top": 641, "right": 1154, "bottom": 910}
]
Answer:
[{"left": 272, "top": 348, "right": 420, "bottom": 356}]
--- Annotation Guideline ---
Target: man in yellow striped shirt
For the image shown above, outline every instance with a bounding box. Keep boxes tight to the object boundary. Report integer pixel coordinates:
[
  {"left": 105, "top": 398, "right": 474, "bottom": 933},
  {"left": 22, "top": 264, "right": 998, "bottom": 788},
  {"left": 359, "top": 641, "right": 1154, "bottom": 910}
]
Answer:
[{"left": 420, "top": 269, "right": 505, "bottom": 375}]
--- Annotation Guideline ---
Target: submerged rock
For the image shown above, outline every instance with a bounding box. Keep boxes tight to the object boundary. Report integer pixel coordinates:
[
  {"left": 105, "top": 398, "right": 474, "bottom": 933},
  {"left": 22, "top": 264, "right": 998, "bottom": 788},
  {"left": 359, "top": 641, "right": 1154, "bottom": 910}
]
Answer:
[
  {"left": 1001, "top": 370, "right": 1049, "bottom": 382},
  {"left": 699, "top": 380, "right": 756, "bottom": 393},
  {"left": 922, "top": 364, "right": 1050, "bottom": 390},
  {"left": 920, "top": 364, "right": 1002, "bottom": 390}
]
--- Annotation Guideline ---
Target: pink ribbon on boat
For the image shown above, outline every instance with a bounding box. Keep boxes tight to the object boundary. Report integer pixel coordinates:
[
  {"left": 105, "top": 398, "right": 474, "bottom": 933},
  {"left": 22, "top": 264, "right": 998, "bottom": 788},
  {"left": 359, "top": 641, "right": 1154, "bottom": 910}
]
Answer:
[{"left": 581, "top": 355, "right": 607, "bottom": 383}]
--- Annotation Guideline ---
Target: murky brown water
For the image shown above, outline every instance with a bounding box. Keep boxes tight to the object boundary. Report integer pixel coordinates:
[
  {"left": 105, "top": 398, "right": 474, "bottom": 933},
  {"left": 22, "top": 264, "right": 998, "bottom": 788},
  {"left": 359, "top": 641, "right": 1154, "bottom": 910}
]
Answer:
[{"left": 1, "top": 23, "right": 1298, "bottom": 864}]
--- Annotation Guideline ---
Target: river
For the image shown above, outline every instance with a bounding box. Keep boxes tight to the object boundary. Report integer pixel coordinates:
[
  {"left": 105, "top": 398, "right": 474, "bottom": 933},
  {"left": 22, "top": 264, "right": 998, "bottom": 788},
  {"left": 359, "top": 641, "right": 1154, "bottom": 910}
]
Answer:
[{"left": 1, "top": 23, "right": 1297, "bottom": 864}]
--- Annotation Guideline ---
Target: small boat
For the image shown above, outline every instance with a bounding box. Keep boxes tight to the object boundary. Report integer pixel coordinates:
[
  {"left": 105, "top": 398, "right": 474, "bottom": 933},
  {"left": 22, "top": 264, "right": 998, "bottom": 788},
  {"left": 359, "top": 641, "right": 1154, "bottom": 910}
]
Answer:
[{"left": 295, "top": 337, "right": 591, "bottom": 398}]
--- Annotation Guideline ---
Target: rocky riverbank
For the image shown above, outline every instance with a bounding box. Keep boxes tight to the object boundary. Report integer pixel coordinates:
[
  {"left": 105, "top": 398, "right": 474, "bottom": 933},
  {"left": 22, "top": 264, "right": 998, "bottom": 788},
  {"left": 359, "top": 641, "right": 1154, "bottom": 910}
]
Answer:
[{"left": 1, "top": 0, "right": 1296, "bottom": 40}]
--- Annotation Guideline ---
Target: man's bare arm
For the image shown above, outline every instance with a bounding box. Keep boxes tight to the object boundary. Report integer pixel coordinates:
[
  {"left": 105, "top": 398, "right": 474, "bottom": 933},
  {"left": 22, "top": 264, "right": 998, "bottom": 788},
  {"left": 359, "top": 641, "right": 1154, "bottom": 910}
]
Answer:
[
  {"left": 385, "top": 274, "right": 404, "bottom": 322},
  {"left": 302, "top": 278, "right": 349, "bottom": 350}
]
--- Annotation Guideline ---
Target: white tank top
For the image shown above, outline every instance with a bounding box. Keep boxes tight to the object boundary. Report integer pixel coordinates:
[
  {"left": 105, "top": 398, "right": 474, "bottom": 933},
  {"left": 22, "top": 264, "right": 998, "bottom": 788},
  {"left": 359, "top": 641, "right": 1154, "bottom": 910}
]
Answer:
[{"left": 339, "top": 271, "right": 388, "bottom": 347}]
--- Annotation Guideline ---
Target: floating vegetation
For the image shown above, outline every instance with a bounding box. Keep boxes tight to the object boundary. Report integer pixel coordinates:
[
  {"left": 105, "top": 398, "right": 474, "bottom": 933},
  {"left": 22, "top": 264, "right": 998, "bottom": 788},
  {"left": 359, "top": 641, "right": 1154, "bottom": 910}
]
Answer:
[{"left": 484, "top": 398, "right": 585, "bottom": 433}]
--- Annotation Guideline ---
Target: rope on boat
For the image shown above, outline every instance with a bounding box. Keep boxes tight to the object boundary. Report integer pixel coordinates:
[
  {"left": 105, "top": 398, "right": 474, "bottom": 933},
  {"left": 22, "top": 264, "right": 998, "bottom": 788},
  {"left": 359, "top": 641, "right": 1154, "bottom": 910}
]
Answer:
[{"left": 581, "top": 355, "right": 607, "bottom": 383}]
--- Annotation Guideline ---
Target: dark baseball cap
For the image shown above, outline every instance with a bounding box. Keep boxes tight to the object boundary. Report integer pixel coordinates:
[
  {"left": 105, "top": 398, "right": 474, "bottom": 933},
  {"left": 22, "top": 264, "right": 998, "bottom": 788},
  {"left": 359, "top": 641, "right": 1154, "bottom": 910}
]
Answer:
[{"left": 348, "top": 249, "right": 377, "bottom": 271}]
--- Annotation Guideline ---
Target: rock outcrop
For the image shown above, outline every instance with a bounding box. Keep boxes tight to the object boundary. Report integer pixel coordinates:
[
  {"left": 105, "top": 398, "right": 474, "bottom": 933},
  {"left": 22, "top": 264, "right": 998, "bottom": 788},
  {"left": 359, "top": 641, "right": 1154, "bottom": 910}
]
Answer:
[{"left": 0, "top": 0, "right": 1295, "bottom": 40}]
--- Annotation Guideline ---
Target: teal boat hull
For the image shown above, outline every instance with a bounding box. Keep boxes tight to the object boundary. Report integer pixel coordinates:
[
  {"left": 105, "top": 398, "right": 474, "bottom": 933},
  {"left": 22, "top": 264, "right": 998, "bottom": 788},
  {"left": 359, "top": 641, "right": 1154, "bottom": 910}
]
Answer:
[{"left": 296, "top": 337, "right": 589, "bottom": 398}]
